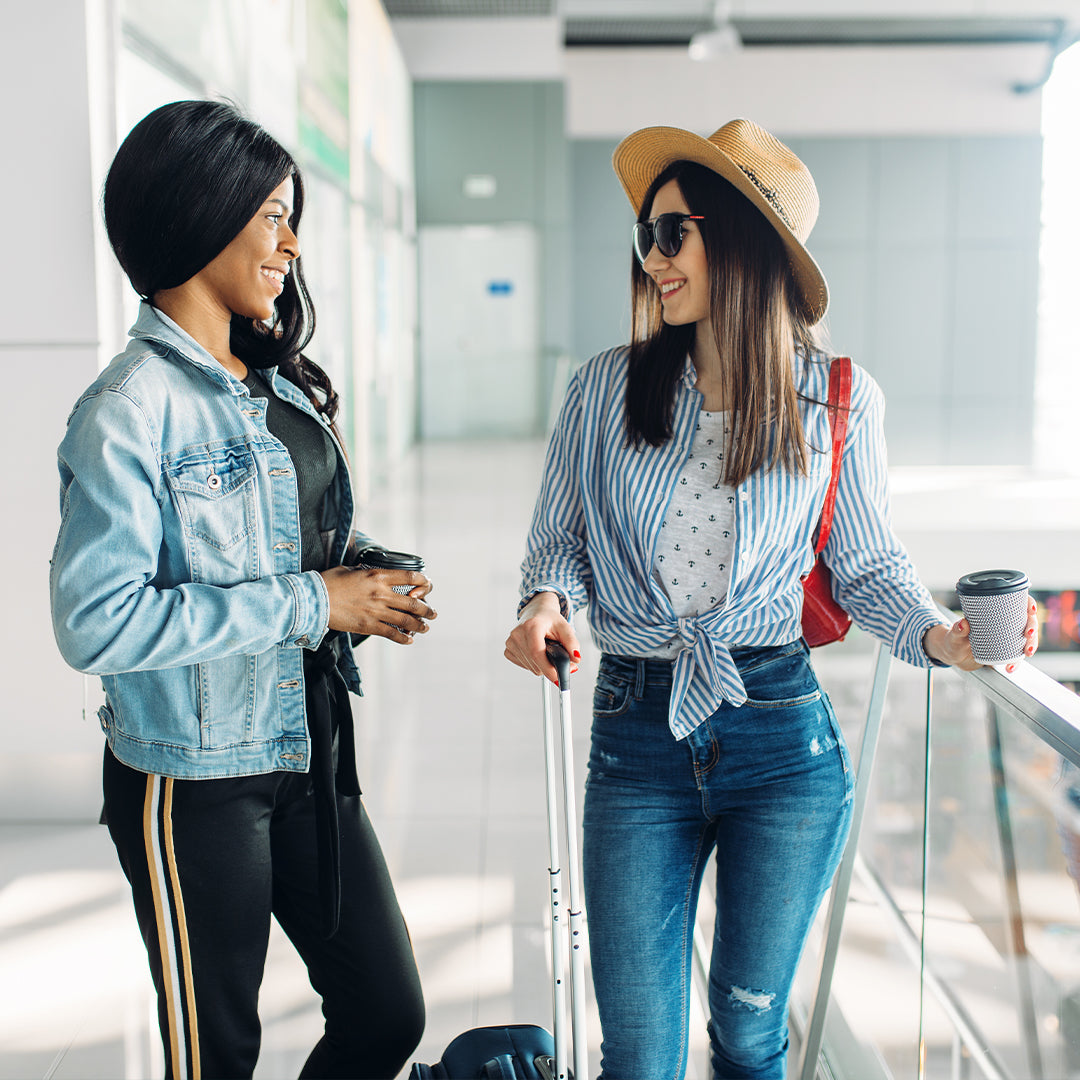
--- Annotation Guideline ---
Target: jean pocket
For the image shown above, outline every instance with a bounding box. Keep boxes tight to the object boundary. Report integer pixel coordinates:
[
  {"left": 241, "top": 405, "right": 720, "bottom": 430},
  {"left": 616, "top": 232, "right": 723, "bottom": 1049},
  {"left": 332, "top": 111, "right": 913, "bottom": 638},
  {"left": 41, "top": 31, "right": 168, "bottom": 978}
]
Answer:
[
  {"left": 593, "top": 666, "right": 633, "bottom": 718},
  {"left": 741, "top": 647, "right": 823, "bottom": 710}
]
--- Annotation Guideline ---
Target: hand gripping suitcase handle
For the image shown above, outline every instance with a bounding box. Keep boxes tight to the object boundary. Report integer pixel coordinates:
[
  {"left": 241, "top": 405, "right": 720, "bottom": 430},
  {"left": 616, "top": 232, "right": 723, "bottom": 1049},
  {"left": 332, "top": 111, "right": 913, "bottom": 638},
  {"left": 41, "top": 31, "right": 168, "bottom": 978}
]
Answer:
[{"left": 545, "top": 640, "right": 572, "bottom": 691}]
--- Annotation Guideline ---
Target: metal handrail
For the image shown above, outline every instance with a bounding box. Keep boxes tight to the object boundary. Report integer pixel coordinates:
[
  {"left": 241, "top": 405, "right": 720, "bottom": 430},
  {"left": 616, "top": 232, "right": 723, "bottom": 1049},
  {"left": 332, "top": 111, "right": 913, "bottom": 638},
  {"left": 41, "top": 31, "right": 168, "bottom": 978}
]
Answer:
[
  {"left": 688, "top": 629, "right": 1080, "bottom": 1080},
  {"left": 800, "top": 636, "right": 1080, "bottom": 1080}
]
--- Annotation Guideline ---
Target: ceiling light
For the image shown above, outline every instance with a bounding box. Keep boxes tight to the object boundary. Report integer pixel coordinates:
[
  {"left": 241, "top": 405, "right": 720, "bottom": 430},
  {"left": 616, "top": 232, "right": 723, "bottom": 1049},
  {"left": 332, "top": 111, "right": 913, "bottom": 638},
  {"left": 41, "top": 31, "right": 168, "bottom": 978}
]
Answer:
[{"left": 689, "top": 0, "right": 742, "bottom": 61}]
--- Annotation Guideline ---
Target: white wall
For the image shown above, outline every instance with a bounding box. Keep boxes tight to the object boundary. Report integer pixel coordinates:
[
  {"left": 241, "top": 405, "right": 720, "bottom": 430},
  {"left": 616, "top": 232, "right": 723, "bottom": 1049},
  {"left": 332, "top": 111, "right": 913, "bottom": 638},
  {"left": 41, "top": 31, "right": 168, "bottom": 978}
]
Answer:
[
  {"left": 1, "top": 0, "right": 107, "bottom": 819},
  {"left": 1, "top": 0, "right": 416, "bottom": 822}
]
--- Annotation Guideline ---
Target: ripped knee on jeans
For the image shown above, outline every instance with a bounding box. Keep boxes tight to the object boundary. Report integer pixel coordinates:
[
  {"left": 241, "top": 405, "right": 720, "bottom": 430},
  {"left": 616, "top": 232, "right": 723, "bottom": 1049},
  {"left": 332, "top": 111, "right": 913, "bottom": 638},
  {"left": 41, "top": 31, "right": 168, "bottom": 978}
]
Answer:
[{"left": 727, "top": 985, "right": 776, "bottom": 1014}]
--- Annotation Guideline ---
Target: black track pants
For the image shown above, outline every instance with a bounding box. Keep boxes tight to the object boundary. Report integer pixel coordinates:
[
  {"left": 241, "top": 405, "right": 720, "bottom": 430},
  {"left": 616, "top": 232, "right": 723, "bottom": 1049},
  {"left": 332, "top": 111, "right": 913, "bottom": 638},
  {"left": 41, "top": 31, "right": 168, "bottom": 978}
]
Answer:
[{"left": 103, "top": 745, "right": 425, "bottom": 1079}]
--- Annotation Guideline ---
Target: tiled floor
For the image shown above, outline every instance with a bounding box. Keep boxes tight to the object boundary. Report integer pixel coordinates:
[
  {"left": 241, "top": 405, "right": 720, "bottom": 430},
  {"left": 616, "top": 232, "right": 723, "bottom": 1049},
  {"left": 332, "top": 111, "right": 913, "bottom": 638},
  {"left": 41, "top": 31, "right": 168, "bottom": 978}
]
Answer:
[{"left": 4, "top": 440, "right": 1080, "bottom": 1080}]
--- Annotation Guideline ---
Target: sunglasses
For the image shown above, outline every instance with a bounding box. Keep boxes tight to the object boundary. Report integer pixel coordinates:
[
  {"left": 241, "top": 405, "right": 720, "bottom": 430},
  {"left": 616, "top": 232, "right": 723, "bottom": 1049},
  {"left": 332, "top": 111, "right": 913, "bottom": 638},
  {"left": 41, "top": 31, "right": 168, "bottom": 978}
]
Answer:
[{"left": 632, "top": 213, "right": 705, "bottom": 264}]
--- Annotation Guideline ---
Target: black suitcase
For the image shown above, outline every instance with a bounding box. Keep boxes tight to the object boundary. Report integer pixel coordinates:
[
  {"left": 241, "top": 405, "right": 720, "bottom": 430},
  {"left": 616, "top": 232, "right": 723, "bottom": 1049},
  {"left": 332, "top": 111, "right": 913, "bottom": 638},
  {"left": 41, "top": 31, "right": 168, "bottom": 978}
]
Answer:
[
  {"left": 409, "top": 643, "right": 588, "bottom": 1080},
  {"left": 408, "top": 1024, "right": 555, "bottom": 1079}
]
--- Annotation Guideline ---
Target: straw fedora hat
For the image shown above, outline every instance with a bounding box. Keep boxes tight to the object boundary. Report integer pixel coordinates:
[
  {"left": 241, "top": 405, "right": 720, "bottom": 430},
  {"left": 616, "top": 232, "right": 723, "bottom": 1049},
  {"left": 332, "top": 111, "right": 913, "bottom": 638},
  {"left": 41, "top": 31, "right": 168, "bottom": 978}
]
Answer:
[{"left": 612, "top": 118, "right": 829, "bottom": 324}]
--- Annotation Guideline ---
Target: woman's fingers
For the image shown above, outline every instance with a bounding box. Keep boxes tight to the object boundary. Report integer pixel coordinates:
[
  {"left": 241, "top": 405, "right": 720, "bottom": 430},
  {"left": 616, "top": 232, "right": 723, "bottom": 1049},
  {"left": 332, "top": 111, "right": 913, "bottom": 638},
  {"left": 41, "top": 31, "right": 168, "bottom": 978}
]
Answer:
[
  {"left": 956, "top": 598, "right": 1040, "bottom": 674},
  {"left": 503, "top": 621, "right": 581, "bottom": 686},
  {"left": 321, "top": 565, "right": 437, "bottom": 639},
  {"left": 1023, "top": 598, "right": 1039, "bottom": 657}
]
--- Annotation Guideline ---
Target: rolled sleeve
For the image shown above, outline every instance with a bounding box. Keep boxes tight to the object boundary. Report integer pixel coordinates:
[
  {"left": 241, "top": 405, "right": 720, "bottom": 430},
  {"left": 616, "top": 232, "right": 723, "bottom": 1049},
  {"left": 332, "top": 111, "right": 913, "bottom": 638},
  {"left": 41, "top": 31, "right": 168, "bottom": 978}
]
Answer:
[
  {"left": 824, "top": 369, "right": 945, "bottom": 668},
  {"left": 519, "top": 374, "right": 593, "bottom": 614}
]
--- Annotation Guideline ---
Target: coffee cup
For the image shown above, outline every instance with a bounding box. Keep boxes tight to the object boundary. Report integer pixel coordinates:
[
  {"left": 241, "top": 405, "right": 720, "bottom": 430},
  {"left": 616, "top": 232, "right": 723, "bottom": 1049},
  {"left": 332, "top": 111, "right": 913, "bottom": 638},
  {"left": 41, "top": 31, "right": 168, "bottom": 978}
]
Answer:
[
  {"left": 354, "top": 548, "right": 425, "bottom": 594},
  {"left": 955, "top": 569, "right": 1030, "bottom": 666}
]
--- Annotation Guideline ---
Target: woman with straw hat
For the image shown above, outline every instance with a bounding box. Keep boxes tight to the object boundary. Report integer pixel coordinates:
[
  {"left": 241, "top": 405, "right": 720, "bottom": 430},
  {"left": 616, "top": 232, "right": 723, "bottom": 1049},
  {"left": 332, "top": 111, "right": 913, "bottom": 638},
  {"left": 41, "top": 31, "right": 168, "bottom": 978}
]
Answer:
[{"left": 504, "top": 118, "right": 1038, "bottom": 1079}]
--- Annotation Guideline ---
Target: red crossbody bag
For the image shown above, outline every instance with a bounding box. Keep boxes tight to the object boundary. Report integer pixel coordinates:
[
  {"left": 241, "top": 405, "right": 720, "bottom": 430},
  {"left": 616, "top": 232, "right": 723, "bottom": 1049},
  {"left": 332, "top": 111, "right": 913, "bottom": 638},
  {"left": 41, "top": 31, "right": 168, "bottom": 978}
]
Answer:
[{"left": 801, "top": 357, "right": 853, "bottom": 647}]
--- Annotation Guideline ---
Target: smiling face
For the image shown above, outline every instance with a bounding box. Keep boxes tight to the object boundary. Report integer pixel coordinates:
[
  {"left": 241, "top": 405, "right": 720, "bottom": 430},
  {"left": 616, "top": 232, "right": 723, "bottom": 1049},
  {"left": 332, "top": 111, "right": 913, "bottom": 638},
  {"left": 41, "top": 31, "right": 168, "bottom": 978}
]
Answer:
[
  {"left": 189, "top": 175, "right": 300, "bottom": 322},
  {"left": 640, "top": 178, "right": 710, "bottom": 329}
]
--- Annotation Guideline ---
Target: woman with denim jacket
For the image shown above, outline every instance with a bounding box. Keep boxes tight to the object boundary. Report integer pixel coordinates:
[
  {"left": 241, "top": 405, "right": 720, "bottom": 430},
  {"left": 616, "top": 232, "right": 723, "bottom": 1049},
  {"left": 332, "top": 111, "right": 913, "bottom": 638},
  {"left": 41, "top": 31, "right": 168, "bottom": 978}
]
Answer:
[
  {"left": 503, "top": 120, "right": 1039, "bottom": 1080},
  {"left": 50, "top": 100, "right": 435, "bottom": 1080}
]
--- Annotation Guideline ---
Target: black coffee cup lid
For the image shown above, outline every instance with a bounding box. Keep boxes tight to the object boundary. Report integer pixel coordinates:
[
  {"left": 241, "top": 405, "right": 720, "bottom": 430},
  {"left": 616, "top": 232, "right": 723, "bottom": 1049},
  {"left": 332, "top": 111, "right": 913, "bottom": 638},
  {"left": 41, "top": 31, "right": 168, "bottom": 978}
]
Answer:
[
  {"left": 956, "top": 568, "right": 1028, "bottom": 596},
  {"left": 357, "top": 548, "right": 424, "bottom": 571}
]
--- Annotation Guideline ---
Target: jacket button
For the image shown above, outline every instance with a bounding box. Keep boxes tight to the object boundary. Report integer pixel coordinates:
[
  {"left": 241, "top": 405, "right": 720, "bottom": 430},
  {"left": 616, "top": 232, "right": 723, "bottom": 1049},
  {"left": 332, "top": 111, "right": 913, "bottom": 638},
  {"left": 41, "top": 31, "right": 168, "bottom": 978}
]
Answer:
[
  {"left": 296, "top": 635, "right": 310, "bottom": 647},
  {"left": 207, "top": 473, "right": 221, "bottom": 491}
]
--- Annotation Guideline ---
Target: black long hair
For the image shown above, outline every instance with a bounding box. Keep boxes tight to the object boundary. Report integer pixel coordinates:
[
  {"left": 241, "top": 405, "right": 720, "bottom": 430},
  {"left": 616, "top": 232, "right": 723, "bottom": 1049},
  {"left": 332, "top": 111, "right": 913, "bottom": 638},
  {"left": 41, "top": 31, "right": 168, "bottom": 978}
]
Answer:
[
  {"left": 626, "top": 160, "right": 826, "bottom": 485},
  {"left": 103, "top": 99, "right": 338, "bottom": 421}
]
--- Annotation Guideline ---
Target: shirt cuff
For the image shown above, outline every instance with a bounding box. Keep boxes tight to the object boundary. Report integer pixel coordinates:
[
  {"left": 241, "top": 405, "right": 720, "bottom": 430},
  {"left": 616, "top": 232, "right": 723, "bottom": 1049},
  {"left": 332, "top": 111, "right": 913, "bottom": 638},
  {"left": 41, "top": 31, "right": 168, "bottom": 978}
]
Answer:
[
  {"left": 518, "top": 585, "right": 573, "bottom": 622},
  {"left": 895, "top": 606, "right": 951, "bottom": 668}
]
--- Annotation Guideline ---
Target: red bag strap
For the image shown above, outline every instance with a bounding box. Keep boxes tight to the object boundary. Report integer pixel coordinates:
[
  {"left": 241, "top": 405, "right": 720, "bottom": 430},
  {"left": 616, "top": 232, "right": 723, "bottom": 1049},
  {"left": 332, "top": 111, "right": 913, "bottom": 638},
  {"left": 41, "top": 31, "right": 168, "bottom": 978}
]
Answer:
[{"left": 813, "top": 357, "right": 852, "bottom": 556}]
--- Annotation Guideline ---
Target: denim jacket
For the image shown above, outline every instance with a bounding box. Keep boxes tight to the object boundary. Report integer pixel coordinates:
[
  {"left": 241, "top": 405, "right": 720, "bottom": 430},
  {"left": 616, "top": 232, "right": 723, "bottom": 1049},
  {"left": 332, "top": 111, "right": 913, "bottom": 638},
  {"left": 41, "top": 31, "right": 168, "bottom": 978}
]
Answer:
[{"left": 50, "top": 303, "right": 373, "bottom": 780}]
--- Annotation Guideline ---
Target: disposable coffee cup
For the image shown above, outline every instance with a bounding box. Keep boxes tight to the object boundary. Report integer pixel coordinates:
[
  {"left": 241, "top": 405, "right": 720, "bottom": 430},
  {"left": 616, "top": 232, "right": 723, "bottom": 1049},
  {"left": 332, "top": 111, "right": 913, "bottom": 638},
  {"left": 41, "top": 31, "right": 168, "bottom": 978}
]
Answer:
[
  {"left": 355, "top": 548, "right": 425, "bottom": 594},
  {"left": 955, "top": 569, "right": 1029, "bottom": 666}
]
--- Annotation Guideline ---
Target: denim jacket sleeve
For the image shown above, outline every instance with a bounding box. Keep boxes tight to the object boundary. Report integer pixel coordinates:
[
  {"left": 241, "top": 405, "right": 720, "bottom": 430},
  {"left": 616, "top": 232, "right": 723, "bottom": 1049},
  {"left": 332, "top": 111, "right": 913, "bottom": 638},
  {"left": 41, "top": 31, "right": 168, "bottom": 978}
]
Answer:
[{"left": 50, "top": 385, "right": 330, "bottom": 675}]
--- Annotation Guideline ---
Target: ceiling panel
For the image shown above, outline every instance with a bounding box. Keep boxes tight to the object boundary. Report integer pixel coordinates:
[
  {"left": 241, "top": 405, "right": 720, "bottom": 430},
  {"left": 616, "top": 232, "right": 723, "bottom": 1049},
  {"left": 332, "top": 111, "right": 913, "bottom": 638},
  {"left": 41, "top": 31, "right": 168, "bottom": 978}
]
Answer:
[
  {"left": 563, "top": 15, "right": 1071, "bottom": 48},
  {"left": 383, "top": 1, "right": 554, "bottom": 14}
]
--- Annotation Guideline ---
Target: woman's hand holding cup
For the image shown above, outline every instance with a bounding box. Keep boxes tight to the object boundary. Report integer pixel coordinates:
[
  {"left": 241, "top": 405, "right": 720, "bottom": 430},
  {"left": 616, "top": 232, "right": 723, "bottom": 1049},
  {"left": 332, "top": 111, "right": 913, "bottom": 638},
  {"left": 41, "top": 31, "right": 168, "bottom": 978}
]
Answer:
[
  {"left": 925, "top": 570, "right": 1039, "bottom": 673},
  {"left": 320, "top": 564, "right": 437, "bottom": 644}
]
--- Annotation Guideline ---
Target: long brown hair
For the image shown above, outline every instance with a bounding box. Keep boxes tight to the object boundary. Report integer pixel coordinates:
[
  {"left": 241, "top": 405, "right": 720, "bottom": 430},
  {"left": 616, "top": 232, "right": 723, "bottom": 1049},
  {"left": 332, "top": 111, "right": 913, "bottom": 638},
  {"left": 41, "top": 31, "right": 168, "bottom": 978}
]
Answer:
[{"left": 626, "top": 160, "right": 827, "bottom": 485}]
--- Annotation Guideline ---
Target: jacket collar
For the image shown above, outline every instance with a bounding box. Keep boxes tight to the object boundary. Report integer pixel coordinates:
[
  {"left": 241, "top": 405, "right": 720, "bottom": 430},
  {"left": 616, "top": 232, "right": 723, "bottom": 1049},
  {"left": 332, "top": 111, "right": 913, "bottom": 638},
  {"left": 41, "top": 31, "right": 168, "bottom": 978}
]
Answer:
[{"left": 129, "top": 302, "right": 245, "bottom": 395}]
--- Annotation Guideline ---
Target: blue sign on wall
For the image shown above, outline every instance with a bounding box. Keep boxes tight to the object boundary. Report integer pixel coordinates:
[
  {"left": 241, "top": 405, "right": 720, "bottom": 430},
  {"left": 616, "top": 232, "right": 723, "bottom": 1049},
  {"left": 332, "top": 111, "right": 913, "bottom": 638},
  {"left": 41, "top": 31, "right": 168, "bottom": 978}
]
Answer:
[{"left": 487, "top": 280, "right": 514, "bottom": 296}]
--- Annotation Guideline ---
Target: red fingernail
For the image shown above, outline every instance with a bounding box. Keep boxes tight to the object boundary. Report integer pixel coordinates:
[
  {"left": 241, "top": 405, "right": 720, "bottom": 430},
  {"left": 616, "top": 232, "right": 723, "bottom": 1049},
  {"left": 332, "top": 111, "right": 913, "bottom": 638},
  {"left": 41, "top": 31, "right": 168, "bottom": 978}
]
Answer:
[
  {"left": 573, "top": 650, "right": 581, "bottom": 659},
  {"left": 1025, "top": 646, "right": 1034, "bottom": 655},
  {"left": 1026, "top": 627, "right": 1035, "bottom": 636},
  {"left": 1006, "top": 664, "right": 1016, "bottom": 673}
]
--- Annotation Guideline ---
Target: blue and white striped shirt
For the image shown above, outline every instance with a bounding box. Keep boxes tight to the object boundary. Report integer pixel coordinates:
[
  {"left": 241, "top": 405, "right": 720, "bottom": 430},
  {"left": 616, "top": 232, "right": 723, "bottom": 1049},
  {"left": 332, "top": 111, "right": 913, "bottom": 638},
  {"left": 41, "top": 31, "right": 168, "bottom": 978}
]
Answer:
[{"left": 520, "top": 346, "right": 944, "bottom": 740}]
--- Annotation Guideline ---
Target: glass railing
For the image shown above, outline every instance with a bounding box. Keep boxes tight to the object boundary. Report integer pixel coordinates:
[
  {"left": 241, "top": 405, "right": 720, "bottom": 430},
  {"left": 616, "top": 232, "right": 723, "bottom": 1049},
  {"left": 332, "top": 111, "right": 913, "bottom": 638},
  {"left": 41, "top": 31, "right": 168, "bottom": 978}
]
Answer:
[{"left": 693, "top": 623, "right": 1080, "bottom": 1080}]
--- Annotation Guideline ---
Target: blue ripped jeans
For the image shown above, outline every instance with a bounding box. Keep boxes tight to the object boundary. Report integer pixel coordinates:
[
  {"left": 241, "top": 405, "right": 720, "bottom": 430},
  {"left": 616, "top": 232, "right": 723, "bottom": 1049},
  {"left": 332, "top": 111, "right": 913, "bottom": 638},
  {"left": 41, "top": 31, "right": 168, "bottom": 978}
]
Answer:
[{"left": 582, "top": 642, "right": 854, "bottom": 1080}]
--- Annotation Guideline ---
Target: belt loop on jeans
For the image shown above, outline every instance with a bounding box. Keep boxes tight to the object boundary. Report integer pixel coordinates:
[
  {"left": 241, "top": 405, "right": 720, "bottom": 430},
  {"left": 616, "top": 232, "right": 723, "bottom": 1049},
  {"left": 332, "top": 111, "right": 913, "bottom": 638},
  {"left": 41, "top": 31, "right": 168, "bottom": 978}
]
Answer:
[{"left": 633, "top": 658, "right": 647, "bottom": 700}]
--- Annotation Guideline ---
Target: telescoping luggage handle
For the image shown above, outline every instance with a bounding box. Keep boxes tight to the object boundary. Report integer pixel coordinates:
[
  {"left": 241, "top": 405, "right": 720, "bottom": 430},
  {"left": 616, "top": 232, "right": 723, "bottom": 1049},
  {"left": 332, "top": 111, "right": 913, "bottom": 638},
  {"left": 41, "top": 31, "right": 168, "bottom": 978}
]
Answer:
[{"left": 542, "top": 642, "right": 589, "bottom": 1080}]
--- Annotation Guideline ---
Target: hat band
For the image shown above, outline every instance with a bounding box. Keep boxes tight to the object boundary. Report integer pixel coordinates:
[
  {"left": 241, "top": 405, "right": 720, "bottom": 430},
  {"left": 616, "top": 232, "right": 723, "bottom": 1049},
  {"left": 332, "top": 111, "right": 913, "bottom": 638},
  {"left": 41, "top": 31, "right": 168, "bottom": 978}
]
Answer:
[{"left": 734, "top": 162, "right": 795, "bottom": 233}]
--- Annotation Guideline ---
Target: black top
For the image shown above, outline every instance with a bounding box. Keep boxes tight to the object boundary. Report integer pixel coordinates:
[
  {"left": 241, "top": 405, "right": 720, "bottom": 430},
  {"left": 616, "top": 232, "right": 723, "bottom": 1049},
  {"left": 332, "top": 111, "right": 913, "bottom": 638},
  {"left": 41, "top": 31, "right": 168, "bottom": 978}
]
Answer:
[{"left": 244, "top": 370, "right": 338, "bottom": 572}]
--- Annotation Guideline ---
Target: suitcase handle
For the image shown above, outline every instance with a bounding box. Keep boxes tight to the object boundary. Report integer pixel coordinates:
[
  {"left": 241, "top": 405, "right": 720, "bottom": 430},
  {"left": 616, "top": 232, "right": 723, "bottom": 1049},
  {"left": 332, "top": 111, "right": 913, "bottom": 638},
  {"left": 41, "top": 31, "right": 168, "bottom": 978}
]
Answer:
[
  {"left": 545, "top": 640, "right": 572, "bottom": 691},
  {"left": 541, "top": 638, "right": 587, "bottom": 1080}
]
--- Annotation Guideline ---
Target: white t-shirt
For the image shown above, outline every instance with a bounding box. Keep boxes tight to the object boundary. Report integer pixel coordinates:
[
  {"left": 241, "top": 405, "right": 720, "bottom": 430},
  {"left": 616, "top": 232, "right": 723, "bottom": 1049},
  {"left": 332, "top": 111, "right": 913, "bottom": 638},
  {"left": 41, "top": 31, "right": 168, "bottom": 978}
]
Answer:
[{"left": 648, "top": 410, "right": 736, "bottom": 659}]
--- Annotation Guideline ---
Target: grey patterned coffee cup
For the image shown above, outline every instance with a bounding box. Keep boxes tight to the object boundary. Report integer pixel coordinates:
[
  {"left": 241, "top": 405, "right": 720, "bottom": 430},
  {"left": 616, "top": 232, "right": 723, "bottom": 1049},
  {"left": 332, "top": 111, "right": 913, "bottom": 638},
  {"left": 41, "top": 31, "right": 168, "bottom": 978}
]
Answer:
[
  {"left": 955, "top": 569, "right": 1029, "bottom": 665},
  {"left": 356, "top": 548, "right": 425, "bottom": 594}
]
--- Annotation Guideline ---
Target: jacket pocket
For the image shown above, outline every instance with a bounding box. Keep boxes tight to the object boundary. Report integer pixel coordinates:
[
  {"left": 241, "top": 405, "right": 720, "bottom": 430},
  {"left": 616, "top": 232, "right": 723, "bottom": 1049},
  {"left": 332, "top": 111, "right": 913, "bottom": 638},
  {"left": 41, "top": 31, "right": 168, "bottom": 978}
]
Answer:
[{"left": 164, "top": 444, "right": 258, "bottom": 585}]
